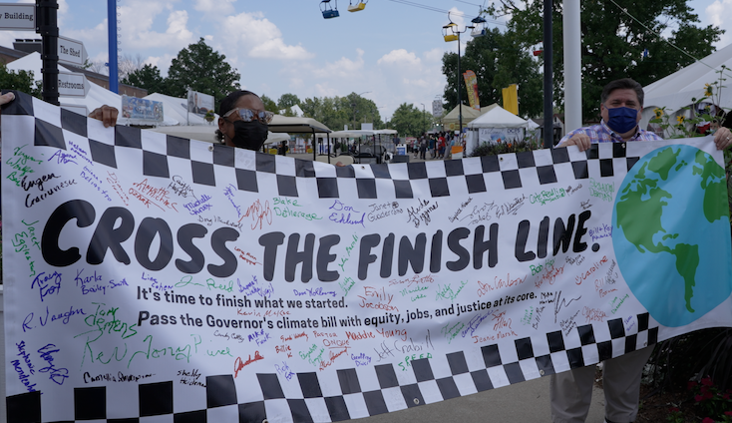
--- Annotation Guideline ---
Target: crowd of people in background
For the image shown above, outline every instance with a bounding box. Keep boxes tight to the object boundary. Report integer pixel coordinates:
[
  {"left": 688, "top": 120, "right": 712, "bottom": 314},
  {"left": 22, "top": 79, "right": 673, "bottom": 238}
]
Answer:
[{"left": 407, "top": 131, "right": 460, "bottom": 160}]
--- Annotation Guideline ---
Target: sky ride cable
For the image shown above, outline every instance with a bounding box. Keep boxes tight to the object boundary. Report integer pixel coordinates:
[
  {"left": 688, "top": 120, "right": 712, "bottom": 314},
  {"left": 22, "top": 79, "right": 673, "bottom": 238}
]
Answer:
[{"left": 385, "top": 0, "right": 507, "bottom": 26}]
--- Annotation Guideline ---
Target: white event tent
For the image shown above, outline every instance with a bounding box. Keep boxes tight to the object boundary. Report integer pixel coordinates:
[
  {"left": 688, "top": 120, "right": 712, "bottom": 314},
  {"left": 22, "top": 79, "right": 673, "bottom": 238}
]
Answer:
[
  {"left": 5, "top": 52, "right": 149, "bottom": 125},
  {"left": 466, "top": 105, "right": 529, "bottom": 153},
  {"left": 6, "top": 52, "right": 211, "bottom": 126},
  {"left": 640, "top": 42, "right": 732, "bottom": 132},
  {"left": 143, "top": 92, "right": 214, "bottom": 126},
  {"left": 468, "top": 105, "right": 529, "bottom": 129}
]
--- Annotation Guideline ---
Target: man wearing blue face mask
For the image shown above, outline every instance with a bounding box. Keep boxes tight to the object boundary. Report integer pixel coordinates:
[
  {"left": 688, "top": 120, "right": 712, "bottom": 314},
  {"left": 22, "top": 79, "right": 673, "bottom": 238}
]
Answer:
[
  {"left": 558, "top": 78, "right": 732, "bottom": 152},
  {"left": 551, "top": 78, "right": 731, "bottom": 423}
]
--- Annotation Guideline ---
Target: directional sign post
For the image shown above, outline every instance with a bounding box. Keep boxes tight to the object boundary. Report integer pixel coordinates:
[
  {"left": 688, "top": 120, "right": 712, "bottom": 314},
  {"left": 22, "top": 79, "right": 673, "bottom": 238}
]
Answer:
[
  {"left": 58, "top": 71, "right": 90, "bottom": 98},
  {"left": 37, "top": 0, "right": 60, "bottom": 105},
  {"left": 58, "top": 35, "right": 88, "bottom": 67},
  {"left": 0, "top": 3, "right": 35, "bottom": 30}
]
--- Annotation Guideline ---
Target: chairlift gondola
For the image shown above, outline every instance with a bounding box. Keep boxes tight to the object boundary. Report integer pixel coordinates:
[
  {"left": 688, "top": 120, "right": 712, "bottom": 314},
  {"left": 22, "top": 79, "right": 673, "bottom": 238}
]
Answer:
[
  {"left": 348, "top": 0, "right": 367, "bottom": 12},
  {"left": 470, "top": 16, "right": 488, "bottom": 37},
  {"left": 443, "top": 22, "right": 458, "bottom": 42},
  {"left": 320, "top": 0, "right": 340, "bottom": 19}
]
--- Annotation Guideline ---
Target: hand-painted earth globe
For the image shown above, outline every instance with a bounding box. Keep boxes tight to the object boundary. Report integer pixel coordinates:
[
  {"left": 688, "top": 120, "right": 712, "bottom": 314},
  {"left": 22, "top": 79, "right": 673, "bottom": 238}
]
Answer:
[{"left": 612, "top": 145, "right": 732, "bottom": 327}]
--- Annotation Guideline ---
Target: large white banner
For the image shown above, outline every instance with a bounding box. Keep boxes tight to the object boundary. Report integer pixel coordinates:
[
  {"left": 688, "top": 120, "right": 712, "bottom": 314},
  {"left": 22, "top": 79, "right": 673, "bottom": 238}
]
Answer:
[{"left": 3, "top": 91, "right": 732, "bottom": 422}]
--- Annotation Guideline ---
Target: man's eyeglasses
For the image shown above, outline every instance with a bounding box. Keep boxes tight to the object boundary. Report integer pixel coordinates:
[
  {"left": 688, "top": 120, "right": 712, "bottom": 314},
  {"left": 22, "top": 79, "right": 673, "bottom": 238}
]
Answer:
[{"left": 223, "top": 108, "right": 274, "bottom": 124}]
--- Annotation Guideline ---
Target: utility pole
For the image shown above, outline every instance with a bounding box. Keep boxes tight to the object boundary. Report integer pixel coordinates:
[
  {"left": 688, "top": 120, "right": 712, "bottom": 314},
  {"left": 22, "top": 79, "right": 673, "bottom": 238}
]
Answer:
[
  {"left": 543, "top": 0, "right": 554, "bottom": 149},
  {"left": 108, "top": 0, "right": 119, "bottom": 93},
  {"left": 420, "top": 103, "right": 426, "bottom": 134},
  {"left": 37, "top": 0, "right": 60, "bottom": 105}
]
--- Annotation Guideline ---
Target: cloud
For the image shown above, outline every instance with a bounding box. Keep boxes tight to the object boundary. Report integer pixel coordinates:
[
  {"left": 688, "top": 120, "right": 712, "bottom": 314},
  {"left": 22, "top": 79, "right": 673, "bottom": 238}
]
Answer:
[
  {"left": 446, "top": 7, "right": 466, "bottom": 28},
  {"left": 315, "top": 83, "right": 339, "bottom": 97},
  {"left": 144, "top": 53, "right": 176, "bottom": 75},
  {"left": 377, "top": 49, "right": 421, "bottom": 67},
  {"left": 400, "top": 78, "right": 431, "bottom": 88},
  {"left": 165, "top": 10, "right": 194, "bottom": 42},
  {"left": 312, "top": 49, "right": 365, "bottom": 78},
  {"left": 194, "top": 0, "right": 235, "bottom": 14},
  {"left": 220, "top": 12, "right": 313, "bottom": 60},
  {"left": 119, "top": 3, "right": 195, "bottom": 50},
  {"left": 61, "top": 0, "right": 195, "bottom": 63},
  {"left": 289, "top": 77, "right": 305, "bottom": 89},
  {"left": 116, "top": 0, "right": 171, "bottom": 39},
  {"left": 55, "top": 0, "right": 70, "bottom": 26},
  {"left": 423, "top": 48, "right": 445, "bottom": 63},
  {"left": 706, "top": 0, "right": 732, "bottom": 47}
]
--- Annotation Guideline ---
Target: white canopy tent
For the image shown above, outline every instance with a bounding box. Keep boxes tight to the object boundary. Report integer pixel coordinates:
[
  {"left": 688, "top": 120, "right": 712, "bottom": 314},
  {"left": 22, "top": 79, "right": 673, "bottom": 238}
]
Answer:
[
  {"left": 6, "top": 53, "right": 226, "bottom": 127},
  {"left": 279, "top": 104, "right": 304, "bottom": 117},
  {"left": 441, "top": 103, "right": 486, "bottom": 130},
  {"left": 143, "top": 93, "right": 215, "bottom": 126},
  {"left": 640, "top": 43, "right": 732, "bottom": 132},
  {"left": 468, "top": 105, "right": 529, "bottom": 129},
  {"left": 466, "top": 105, "right": 529, "bottom": 155},
  {"left": 6, "top": 52, "right": 138, "bottom": 125}
]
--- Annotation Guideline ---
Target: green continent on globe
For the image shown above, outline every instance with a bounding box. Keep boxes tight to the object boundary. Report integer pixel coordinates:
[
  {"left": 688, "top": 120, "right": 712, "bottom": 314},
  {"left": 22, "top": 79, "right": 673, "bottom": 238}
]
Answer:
[
  {"left": 615, "top": 147, "right": 717, "bottom": 313},
  {"left": 692, "top": 149, "right": 728, "bottom": 224}
]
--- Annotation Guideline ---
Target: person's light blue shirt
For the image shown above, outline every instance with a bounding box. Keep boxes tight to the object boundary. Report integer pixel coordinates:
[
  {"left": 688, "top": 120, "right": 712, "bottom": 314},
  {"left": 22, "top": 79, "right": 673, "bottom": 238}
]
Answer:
[{"left": 559, "top": 120, "right": 663, "bottom": 145}]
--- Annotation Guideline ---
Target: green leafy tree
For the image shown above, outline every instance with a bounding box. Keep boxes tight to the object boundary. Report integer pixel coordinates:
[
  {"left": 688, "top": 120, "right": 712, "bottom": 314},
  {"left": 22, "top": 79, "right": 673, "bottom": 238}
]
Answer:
[
  {"left": 260, "top": 94, "right": 279, "bottom": 113},
  {"left": 299, "top": 93, "right": 383, "bottom": 131},
  {"left": 340, "top": 92, "right": 383, "bottom": 130},
  {"left": 280, "top": 107, "right": 298, "bottom": 117},
  {"left": 166, "top": 38, "right": 241, "bottom": 113},
  {"left": 120, "top": 64, "right": 167, "bottom": 94},
  {"left": 0, "top": 63, "right": 41, "bottom": 98},
  {"left": 300, "top": 96, "right": 348, "bottom": 131},
  {"left": 494, "top": 0, "right": 723, "bottom": 120},
  {"left": 389, "top": 103, "right": 430, "bottom": 136},
  {"left": 277, "top": 93, "right": 301, "bottom": 110},
  {"left": 442, "top": 27, "right": 543, "bottom": 118}
]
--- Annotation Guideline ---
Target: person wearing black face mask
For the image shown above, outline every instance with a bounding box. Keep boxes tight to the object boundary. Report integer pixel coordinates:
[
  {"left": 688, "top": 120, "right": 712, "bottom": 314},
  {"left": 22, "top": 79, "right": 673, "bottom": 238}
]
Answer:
[
  {"left": 215, "top": 90, "right": 273, "bottom": 151},
  {"left": 551, "top": 79, "right": 732, "bottom": 423},
  {"left": 558, "top": 78, "right": 732, "bottom": 152}
]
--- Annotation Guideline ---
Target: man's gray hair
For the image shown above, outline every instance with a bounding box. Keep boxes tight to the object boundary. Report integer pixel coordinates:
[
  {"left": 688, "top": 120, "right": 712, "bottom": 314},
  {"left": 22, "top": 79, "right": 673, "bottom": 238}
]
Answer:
[{"left": 601, "top": 78, "right": 645, "bottom": 108}]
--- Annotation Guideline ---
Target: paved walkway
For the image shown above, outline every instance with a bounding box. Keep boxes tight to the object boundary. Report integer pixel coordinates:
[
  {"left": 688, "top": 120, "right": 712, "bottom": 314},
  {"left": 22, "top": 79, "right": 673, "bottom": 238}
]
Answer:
[{"left": 344, "top": 375, "right": 607, "bottom": 422}]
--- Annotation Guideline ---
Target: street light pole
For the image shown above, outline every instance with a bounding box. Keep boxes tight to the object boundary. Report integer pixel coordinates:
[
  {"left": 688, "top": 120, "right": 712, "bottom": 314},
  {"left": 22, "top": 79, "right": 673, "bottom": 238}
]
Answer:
[
  {"left": 443, "top": 15, "right": 473, "bottom": 135},
  {"left": 420, "top": 103, "right": 426, "bottom": 134},
  {"left": 457, "top": 34, "right": 462, "bottom": 132}
]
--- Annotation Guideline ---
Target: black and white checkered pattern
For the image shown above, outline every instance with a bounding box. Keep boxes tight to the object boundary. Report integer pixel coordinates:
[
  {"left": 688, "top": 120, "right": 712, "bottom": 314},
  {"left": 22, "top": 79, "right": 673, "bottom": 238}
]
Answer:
[
  {"left": 6, "top": 313, "right": 657, "bottom": 423},
  {"left": 2, "top": 92, "right": 655, "bottom": 423},
  {"left": 3, "top": 91, "right": 640, "bottom": 202}
]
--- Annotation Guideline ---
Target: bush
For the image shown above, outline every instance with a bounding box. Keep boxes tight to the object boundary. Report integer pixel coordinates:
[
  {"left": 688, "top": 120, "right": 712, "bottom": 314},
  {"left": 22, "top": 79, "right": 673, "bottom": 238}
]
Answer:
[
  {"left": 646, "top": 328, "right": 732, "bottom": 403},
  {"left": 469, "top": 138, "right": 543, "bottom": 157}
]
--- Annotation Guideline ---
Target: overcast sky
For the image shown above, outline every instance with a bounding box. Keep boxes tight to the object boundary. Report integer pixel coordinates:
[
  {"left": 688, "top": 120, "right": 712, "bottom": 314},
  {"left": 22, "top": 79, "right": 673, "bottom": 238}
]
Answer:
[{"left": 1, "top": 0, "right": 729, "bottom": 121}]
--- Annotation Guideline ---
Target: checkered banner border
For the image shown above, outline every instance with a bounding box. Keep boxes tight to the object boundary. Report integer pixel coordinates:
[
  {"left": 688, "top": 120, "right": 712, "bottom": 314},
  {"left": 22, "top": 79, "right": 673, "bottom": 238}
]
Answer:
[
  {"left": 3, "top": 91, "right": 640, "bottom": 200},
  {"left": 3, "top": 91, "right": 654, "bottom": 422},
  {"left": 7, "top": 314, "right": 657, "bottom": 423}
]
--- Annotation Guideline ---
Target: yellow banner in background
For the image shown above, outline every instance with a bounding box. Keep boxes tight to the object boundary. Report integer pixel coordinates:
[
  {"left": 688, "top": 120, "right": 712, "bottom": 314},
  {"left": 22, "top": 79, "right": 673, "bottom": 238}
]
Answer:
[
  {"left": 502, "top": 84, "right": 519, "bottom": 115},
  {"left": 463, "top": 70, "right": 480, "bottom": 110}
]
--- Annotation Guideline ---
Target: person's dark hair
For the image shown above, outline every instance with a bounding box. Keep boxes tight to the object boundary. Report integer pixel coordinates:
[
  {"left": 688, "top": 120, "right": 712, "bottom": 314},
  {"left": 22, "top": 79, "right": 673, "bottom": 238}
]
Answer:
[
  {"left": 215, "top": 90, "right": 260, "bottom": 143},
  {"left": 601, "top": 78, "right": 645, "bottom": 108}
]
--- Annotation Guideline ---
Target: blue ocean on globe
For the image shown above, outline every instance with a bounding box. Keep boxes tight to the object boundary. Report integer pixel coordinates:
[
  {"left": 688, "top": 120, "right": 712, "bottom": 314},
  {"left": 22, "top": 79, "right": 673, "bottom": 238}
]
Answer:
[{"left": 612, "top": 144, "right": 732, "bottom": 327}]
